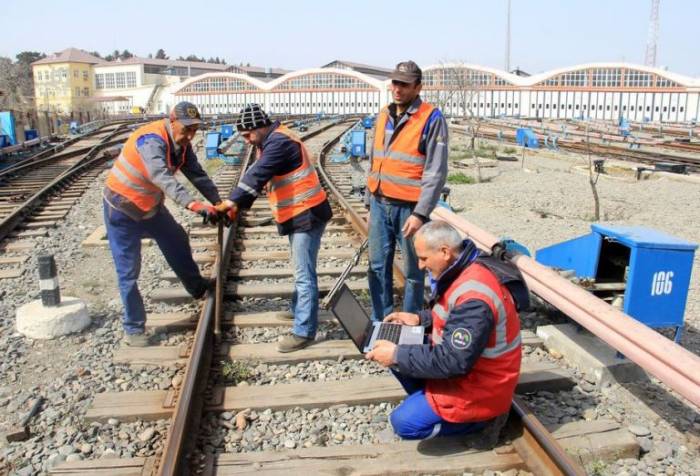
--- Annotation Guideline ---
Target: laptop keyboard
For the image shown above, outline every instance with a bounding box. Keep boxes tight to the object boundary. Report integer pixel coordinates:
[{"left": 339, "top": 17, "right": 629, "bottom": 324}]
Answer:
[{"left": 376, "top": 323, "right": 402, "bottom": 343}]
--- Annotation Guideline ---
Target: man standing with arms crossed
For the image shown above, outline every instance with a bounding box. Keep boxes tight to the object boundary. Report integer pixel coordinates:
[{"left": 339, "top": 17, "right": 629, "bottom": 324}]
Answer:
[{"left": 367, "top": 61, "right": 449, "bottom": 321}]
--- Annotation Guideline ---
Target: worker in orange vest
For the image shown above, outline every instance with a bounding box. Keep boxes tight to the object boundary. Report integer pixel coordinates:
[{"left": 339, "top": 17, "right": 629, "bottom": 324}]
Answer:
[
  {"left": 367, "top": 221, "right": 528, "bottom": 441},
  {"left": 366, "top": 61, "right": 449, "bottom": 321},
  {"left": 104, "top": 102, "right": 221, "bottom": 347},
  {"left": 216, "top": 104, "right": 332, "bottom": 353}
]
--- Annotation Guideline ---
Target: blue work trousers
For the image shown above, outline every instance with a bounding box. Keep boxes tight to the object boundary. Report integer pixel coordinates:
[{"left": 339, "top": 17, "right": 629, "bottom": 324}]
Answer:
[
  {"left": 103, "top": 200, "right": 206, "bottom": 335},
  {"left": 389, "top": 370, "right": 487, "bottom": 440},
  {"left": 367, "top": 195, "right": 424, "bottom": 321},
  {"left": 287, "top": 221, "right": 326, "bottom": 339}
]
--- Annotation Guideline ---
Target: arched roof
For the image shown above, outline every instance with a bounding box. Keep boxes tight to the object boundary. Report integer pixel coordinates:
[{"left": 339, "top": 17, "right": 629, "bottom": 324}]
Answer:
[
  {"left": 525, "top": 62, "right": 697, "bottom": 87},
  {"left": 423, "top": 63, "right": 521, "bottom": 86},
  {"left": 174, "top": 72, "right": 266, "bottom": 94},
  {"left": 267, "top": 67, "right": 385, "bottom": 91}
]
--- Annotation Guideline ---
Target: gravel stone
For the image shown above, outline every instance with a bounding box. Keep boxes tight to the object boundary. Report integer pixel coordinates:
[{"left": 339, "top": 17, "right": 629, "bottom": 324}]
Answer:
[{"left": 628, "top": 425, "right": 651, "bottom": 437}]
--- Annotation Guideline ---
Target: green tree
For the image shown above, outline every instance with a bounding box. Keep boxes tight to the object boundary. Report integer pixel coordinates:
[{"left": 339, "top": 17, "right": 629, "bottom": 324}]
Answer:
[
  {"left": 155, "top": 48, "right": 168, "bottom": 60},
  {"left": 121, "top": 49, "right": 134, "bottom": 59}
]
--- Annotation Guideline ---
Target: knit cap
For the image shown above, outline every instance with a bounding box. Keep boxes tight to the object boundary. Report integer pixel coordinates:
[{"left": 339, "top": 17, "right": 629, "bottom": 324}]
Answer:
[{"left": 236, "top": 104, "right": 272, "bottom": 131}]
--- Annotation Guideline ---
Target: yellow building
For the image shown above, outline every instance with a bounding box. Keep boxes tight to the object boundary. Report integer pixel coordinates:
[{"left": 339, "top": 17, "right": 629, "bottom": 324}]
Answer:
[{"left": 32, "top": 48, "right": 103, "bottom": 115}]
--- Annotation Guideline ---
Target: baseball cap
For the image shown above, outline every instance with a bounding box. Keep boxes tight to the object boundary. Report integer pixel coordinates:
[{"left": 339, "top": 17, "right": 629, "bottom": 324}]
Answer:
[
  {"left": 237, "top": 104, "right": 272, "bottom": 131},
  {"left": 170, "top": 101, "right": 203, "bottom": 126},
  {"left": 390, "top": 61, "right": 422, "bottom": 84}
]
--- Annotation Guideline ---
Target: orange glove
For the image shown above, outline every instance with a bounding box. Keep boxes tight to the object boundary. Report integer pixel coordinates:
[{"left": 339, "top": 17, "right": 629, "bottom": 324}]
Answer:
[
  {"left": 215, "top": 200, "right": 238, "bottom": 227},
  {"left": 187, "top": 201, "right": 218, "bottom": 225}
]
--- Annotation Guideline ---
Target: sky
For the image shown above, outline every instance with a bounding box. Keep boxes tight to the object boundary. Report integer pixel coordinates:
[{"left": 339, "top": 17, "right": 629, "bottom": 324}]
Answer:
[{"left": 1, "top": 0, "right": 698, "bottom": 77}]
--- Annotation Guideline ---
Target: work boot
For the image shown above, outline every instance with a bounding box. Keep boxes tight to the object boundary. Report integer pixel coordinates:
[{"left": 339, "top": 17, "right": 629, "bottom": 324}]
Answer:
[
  {"left": 474, "top": 412, "right": 510, "bottom": 449},
  {"left": 191, "top": 277, "right": 215, "bottom": 299},
  {"left": 276, "top": 310, "right": 295, "bottom": 321},
  {"left": 123, "top": 332, "right": 150, "bottom": 347},
  {"left": 277, "top": 334, "right": 314, "bottom": 353}
]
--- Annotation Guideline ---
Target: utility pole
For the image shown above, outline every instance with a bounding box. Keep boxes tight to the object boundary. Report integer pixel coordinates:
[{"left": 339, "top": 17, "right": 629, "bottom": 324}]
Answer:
[
  {"left": 505, "top": 0, "right": 511, "bottom": 72},
  {"left": 644, "top": 0, "right": 660, "bottom": 67}
]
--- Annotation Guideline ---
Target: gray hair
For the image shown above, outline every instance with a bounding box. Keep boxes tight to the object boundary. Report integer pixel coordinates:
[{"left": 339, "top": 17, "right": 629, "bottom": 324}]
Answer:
[{"left": 415, "top": 220, "right": 463, "bottom": 251}]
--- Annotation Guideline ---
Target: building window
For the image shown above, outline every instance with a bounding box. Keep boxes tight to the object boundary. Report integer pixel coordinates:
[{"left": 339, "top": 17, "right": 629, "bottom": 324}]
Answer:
[
  {"left": 624, "top": 70, "right": 651, "bottom": 87},
  {"left": 591, "top": 68, "right": 621, "bottom": 87},
  {"left": 75, "top": 87, "right": 80, "bottom": 96},
  {"left": 680, "top": 106, "right": 685, "bottom": 112},
  {"left": 61, "top": 68, "right": 68, "bottom": 80},
  {"left": 656, "top": 77, "right": 679, "bottom": 88},
  {"left": 37, "top": 71, "right": 42, "bottom": 81},
  {"left": 575, "top": 104, "right": 580, "bottom": 110},
  {"left": 83, "top": 70, "right": 89, "bottom": 81},
  {"left": 83, "top": 87, "right": 89, "bottom": 96},
  {"left": 116, "top": 72, "right": 126, "bottom": 88},
  {"left": 73, "top": 70, "right": 79, "bottom": 78},
  {"left": 95, "top": 74, "right": 105, "bottom": 89},
  {"left": 127, "top": 71, "right": 136, "bottom": 88},
  {"left": 105, "top": 73, "right": 115, "bottom": 89}
]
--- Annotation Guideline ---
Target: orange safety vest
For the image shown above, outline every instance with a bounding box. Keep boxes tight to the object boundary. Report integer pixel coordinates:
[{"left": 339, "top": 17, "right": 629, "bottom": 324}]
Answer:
[
  {"left": 426, "top": 263, "right": 522, "bottom": 423},
  {"left": 105, "top": 119, "right": 186, "bottom": 212},
  {"left": 367, "top": 101, "right": 435, "bottom": 202},
  {"left": 267, "top": 125, "right": 327, "bottom": 224}
]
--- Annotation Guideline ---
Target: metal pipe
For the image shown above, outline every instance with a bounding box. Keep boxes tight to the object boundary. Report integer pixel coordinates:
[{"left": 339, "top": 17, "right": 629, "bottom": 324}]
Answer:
[{"left": 433, "top": 207, "right": 700, "bottom": 408}]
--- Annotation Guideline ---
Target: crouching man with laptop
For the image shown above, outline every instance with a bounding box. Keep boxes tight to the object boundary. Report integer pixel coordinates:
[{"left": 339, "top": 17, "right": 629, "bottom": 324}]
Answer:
[{"left": 366, "top": 220, "right": 529, "bottom": 440}]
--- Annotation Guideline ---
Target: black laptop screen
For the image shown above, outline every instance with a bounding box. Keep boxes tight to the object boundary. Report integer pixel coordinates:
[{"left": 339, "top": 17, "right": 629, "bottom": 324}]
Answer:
[{"left": 331, "top": 285, "right": 371, "bottom": 350}]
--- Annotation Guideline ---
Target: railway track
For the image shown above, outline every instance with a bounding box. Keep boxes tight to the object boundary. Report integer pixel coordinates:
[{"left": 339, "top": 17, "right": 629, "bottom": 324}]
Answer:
[
  {"left": 46, "top": 119, "right": 647, "bottom": 475},
  {"left": 0, "top": 116, "right": 241, "bottom": 280},
  {"left": 0, "top": 125, "right": 135, "bottom": 279},
  {"left": 459, "top": 120, "right": 700, "bottom": 173}
]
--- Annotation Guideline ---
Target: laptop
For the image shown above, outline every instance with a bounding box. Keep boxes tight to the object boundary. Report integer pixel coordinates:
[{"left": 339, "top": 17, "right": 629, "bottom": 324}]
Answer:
[{"left": 325, "top": 282, "right": 425, "bottom": 353}]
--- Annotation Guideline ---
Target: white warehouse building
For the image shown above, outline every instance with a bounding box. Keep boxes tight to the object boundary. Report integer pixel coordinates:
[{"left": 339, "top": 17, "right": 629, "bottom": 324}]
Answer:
[{"left": 170, "top": 62, "right": 700, "bottom": 123}]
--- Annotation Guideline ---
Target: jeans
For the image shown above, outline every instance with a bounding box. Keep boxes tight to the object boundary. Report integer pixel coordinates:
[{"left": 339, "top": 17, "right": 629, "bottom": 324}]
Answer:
[
  {"left": 367, "top": 194, "right": 424, "bottom": 321},
  {"left": 287, "top": 221, "right": 326, "bottom": 339},
  {"left": 390, "top": 370, "right": 487, "bottom": 440},
  {"left": 104, "top": 200, "right": 206, "bottom": 335}
]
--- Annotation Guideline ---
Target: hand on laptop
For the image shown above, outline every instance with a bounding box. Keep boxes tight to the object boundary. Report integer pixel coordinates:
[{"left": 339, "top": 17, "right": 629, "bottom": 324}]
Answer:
[
  {"left": 384, "top": 312, "right": 420, "bottom": 326},
  {"left": 366, "top": 340, "right": 397, "bottom": 367}
]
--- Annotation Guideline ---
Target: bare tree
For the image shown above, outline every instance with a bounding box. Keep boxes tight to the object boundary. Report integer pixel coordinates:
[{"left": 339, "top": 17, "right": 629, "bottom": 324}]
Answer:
[
  {"left": 433, "top": 62, "right": 484, "bottom": 182},
  {"left": 585, "top": 121, "right": 601, "bottom": 221}
]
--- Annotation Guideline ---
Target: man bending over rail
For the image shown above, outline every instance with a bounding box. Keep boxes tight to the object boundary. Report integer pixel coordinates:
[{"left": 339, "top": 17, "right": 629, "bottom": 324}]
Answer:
[
  {"left": 215, "top": 104, "right": 332, "bottom": 353},
  {"left": 104, "top": 102, "right": 221, "bottom": 347},
  {"left": 366, "top": 221, "right": 529, "bottom": 440}
]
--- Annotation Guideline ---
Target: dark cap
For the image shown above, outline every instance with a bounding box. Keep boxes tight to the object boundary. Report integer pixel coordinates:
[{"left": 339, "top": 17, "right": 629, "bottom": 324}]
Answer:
[
  {"left": 390, "top": 60, "right": 422, "bottom": 84},
  {"left": 170, "top": 101, "right": 202, "bottom": 126},
  {"left": 236, "top": 104, "right": 272, "bottom": 131}
]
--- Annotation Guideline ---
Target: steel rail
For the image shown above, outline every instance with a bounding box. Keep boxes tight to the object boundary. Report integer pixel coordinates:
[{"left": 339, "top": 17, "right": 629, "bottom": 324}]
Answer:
[
  {"left": 511, "top": 396, "right": 586, "bottom": 476},
  {"left": 452, "top": 124, "right": 700, "bottom": 172},
  {"left": 433, "top": 207, "right": 700, "bottom": 408},
  {"left": 0, "top": 127, "right": 132, "bottom": 243},
  {"left": 155, "top": 119, "right": 352, "bottom": 475}
]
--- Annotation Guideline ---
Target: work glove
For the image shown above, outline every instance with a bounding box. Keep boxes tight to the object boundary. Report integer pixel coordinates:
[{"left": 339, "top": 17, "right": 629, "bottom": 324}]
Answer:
[
  {"left": 214, "top": 200, "right": 238, "bottom": 227},
  {"left": 187, "top": 201, "right": 219, "bottom": 225}
]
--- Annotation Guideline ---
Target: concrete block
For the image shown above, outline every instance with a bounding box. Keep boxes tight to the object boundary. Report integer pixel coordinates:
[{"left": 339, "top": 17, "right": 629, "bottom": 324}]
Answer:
[
  {"left": 536, "top": 324, "right": 648, "bottom": 386},
  {"left": 16, "top": 297, "right": 90, "bottom": 339}
]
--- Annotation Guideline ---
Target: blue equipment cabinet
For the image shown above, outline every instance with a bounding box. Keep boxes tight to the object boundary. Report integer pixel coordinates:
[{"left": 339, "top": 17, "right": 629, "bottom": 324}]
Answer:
[
  {"left": 220, "top": 125, "right": 234, "bottom": 140},
  {"left": 536, "top": 224, "right": 697, "bottom": 341},
  {"left": 0, "top": 111, "right": 17, "bottom": 145},
  {"left": 350, "top": 130, "right": 366, "bottom": 157},
  {"left": 516, "top": 128, "right": 538, "bottom": 148},
  {"left": 205, "top": 132, "right": 222, "bottom": 159}
]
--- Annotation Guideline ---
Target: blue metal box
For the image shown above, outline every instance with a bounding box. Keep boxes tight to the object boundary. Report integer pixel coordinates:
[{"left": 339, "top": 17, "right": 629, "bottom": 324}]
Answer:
[
  {"left": 516, "top": 128, "right": 539, "bottom": 148},
  {"left": 536, "top": 224, "right": 697, "bottom": 341},
  {"left": 24, "top": 129, "right": 38, "bottom": 141},
  {"left": 0, "top": 111, "right": 17, "bottom": 145},
  {"left": 350, "top": 130, "right": 366, "bottom": 157},
  {"left": 205, "top": 132, "right": 221, "bottom": 159},
  {"left": 220, "top": 125, "right": 234, "bottom": 140}
]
